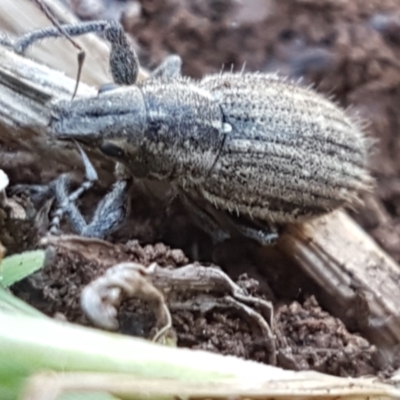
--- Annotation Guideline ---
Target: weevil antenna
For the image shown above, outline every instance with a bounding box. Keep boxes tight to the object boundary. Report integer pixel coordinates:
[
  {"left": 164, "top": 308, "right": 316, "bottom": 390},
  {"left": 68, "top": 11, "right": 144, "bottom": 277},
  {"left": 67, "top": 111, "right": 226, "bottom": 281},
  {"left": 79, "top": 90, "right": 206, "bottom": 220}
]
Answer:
[{"left": 33, "top": 0, "right": 85, "bottom": 99}]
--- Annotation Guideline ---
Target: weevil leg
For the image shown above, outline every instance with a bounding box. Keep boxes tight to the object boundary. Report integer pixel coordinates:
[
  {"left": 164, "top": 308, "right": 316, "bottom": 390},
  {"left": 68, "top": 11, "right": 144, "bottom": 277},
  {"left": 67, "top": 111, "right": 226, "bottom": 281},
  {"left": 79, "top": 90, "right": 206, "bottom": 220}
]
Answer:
[
  {"left": 10, "top": 144, "right": 98, "bottom": 231},
  {"left": 177, "top": 189, "right": 230, "bottom": 244},
  {"left": 9, "top": 147, "right": 91, "bottom": 210},
  {"left": 50, "top": 173, "right": 78, "bottom": 234},
  {"left": 151, "top": 55, "right": 182, "bottom": 79},
  {"left": 55, "top": 179, "right": 129, "bottom": 238},
  {"left": 178, "top": 189, "right": 279, "bottom": 246},
  {"left": 51, "top": 145, "right": 129, "bottom": 238},
  {"left": 12, "top": 20, "right": 139, "bottom": 85},
  {"left": 50, "top": 143, "right": 98, "bottom": 234},
  {"left": 82, "top": 179, "right": 129, "bottom": 238}
]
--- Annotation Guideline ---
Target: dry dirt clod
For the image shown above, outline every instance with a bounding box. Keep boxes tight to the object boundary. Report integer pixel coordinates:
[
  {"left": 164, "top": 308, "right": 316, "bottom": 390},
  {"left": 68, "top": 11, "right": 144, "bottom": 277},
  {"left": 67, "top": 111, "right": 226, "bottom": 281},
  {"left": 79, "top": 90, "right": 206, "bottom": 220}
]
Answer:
[{"left": 275, "top": 297, "right": 379, "bottom": 376}]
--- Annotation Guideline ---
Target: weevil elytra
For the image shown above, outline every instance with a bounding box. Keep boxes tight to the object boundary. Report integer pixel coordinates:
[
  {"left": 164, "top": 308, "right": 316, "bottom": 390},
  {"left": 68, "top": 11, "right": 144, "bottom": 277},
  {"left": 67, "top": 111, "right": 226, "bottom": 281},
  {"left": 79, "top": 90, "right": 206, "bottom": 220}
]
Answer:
[{"left": 10, "top": 20, "right": 372, "bottom": 244}]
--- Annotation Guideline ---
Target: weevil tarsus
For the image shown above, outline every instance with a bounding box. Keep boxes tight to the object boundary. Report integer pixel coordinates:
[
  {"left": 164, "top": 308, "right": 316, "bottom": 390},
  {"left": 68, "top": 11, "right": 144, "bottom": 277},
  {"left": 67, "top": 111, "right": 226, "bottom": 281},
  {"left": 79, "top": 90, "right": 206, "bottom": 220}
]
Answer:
[{"left": 234, "top": 224, "right": 279, "bottom": 246}]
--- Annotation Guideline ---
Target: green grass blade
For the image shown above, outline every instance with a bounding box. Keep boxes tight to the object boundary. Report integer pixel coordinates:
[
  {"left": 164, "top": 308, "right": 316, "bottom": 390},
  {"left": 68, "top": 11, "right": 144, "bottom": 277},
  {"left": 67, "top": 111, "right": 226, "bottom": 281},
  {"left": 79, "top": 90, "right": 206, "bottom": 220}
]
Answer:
[
  {"left": 0, "top": 313, "right": 261, "bottom": 400},
  {"left": 0, "top": 250, "right": 46, "bottom": 287}
]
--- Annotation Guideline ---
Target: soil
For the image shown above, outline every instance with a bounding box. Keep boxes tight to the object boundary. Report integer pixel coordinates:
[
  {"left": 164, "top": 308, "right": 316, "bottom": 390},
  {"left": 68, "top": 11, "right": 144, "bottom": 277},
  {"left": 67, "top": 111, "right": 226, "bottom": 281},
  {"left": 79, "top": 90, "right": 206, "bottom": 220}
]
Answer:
[
  {"left": 11, "top": 236, "right": 379, "bottom": 376},
  {"left": 3, "top": 0, "right": 400, "bottom": 380}
]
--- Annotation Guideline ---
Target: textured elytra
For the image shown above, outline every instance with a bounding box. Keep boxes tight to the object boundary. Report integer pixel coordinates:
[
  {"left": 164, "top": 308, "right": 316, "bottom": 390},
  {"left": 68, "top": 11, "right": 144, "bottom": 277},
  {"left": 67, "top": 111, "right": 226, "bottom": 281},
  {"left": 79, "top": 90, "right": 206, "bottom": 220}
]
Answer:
[
  {"left": 197, "top": 73, "right": 371, "bottom": 223},
  {"left": 52, "top": 71, "right": 371, "bottom": 226}
]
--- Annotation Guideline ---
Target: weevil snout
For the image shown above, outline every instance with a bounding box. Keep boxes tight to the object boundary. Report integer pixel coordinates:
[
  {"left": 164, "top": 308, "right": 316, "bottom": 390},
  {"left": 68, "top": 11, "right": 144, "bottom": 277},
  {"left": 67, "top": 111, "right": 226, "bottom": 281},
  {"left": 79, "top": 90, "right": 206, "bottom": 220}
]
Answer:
[{"left": 50, "top": 86, "right": 147, "bottom": 143}]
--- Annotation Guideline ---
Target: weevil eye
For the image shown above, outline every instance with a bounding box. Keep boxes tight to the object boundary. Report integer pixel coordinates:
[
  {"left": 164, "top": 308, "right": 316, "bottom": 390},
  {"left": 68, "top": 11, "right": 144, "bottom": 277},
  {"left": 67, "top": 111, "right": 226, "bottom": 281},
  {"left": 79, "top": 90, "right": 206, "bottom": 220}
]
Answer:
[
  {"left": 98, "top": 83, "right": 119, "bottom": 95},
  {"left": 100, "top": 141, "right": 124, "bottom": 158}
]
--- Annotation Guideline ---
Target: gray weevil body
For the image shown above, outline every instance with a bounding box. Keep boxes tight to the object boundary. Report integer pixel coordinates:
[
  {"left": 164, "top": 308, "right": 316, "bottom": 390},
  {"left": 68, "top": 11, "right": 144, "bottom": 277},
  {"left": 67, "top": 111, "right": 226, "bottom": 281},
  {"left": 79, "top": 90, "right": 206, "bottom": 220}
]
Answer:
[
  {"left": 13, "top": 20, "right": 371, "bottom": 242},
  {"left": 52, "top": 71, "right": 371, "bottom": 229}
]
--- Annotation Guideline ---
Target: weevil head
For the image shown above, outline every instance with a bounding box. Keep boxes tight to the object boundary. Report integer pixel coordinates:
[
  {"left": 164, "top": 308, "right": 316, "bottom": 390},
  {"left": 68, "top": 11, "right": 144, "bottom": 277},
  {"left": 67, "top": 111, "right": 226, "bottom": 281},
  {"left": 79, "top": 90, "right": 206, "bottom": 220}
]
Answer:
[{"left": 51, "top": 85, "right": 153, "bottom": 177}]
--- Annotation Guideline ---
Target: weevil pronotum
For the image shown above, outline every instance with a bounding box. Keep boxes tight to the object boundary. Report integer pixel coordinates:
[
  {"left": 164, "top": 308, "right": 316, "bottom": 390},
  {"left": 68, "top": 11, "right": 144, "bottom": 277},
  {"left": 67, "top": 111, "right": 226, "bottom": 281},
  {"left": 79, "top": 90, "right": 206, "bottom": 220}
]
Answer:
[{"left": 6, "top": 13, "right": 372, "bottom": 245}]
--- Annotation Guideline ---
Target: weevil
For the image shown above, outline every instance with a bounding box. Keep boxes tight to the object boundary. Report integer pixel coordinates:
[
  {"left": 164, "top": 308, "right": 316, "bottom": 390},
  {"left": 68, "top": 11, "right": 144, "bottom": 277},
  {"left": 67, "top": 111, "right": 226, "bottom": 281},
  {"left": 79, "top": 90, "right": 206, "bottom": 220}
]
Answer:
[{"left": 8, "top": 19, "right": 372, "bottom": 245}]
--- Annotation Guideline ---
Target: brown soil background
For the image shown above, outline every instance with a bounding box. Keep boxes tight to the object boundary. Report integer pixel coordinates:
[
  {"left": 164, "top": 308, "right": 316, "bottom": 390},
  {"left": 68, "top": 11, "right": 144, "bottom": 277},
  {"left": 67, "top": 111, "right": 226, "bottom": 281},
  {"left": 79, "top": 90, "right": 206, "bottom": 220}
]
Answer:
[{"left": 6, "top": 0, "right": 400, "bottom": 379}]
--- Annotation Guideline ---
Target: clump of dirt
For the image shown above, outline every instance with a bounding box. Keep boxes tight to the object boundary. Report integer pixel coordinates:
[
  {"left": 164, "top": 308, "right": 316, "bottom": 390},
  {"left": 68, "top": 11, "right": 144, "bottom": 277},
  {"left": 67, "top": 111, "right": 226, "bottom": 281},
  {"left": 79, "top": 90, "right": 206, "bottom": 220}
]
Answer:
[{"left": 275, "top": 297, "right": 378, "bottom": 376}]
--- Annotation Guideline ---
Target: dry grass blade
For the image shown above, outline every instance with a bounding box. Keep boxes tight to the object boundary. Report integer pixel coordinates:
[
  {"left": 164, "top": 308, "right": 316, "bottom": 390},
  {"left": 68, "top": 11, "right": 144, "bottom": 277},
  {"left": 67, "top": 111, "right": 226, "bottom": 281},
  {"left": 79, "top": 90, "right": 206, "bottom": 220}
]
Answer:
[{"left": 22, "top": 370, "right": 400, "bottom": 400}]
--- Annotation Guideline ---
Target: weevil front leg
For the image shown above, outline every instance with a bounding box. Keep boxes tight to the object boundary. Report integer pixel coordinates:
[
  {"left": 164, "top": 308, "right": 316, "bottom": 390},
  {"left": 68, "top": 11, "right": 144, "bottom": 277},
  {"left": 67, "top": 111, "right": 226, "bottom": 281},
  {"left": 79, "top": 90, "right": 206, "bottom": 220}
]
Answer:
[
  {"left": 54, "top": 179, "right": 129, "bottom": 238},
  {"left": 50, "top": 143, "right": 98, "bottom": 234},
  {"left": 51, "top": 146, "right": 130, "bottom": 238}
]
